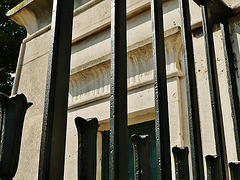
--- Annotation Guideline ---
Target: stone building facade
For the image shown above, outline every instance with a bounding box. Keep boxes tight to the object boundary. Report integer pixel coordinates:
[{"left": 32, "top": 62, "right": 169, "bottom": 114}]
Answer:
[{"left": 6, "top": 0, "right": 240, "bottom": 179}]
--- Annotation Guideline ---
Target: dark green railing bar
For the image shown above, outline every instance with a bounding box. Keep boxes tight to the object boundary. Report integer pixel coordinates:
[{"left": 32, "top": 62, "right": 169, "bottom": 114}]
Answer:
[
  {"left": 109, "top": 0, "right": 128, "bottom": 179},
  {"left": 178, "top": 0, "right": 204, "bottom": 179},
  {"left": 220, "top": 20, "right": 240, "bottom": 160},
  {"left": 0, "top": 93, "right": 32, "bottom": 180},
  {"left": 206, "top": 155, "right": 221, "bottom": 180},
  {"left": 229, "top": 162, "right": 240, "bottom": 180},
  {"left": 75, "top": 117, "right": 99, "bottom": 180},
  {"left": 201, "top": 1, "right": 228, "bottom": 179},
  {"left": 150, "top": 0, "right": 172, "bottom": 179},
  {"left": 131, "top": 134, "right": 151, "bottom": 180},
  {"left": 172, "top": 147, "right": 190, "bottom": 180},
  {"left": 38, "top": 0, "right": 74, "bottom": 179}
]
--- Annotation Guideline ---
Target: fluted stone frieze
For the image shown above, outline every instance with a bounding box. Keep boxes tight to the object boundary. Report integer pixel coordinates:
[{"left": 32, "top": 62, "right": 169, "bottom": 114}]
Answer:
[{"left": 68, "top": 34, "right": 183, "bottom": 108}]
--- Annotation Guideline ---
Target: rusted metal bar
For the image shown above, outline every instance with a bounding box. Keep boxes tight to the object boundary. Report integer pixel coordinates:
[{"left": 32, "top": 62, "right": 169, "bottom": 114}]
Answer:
[
  {"left": 150, "top": 0, "right": 172, "bottom": 179},
  {"left": 201, "top": 1, "right": 228, "bottom": 179},
  {"left": 75, "top": 117, "right": 99, "bottom": 180},
  {"left": 0, "top": 93, "right": 32, "bottom": 180},
  {"left": 109, "top": 0, "right": 128, "bottom": 179},
  {"left": 179, "top": 0, "right": 204, "bottom": 179},
  {"left": 220, "top": 20, "right": 240, "bottom": 160},
  {"left": 131, "top": 134, "right": 151, "bottom": 180},
  {"left": 38, "top": 0, "right": 74, "bottom": 179},
  {"left": 172, "top": 147, "right": 190, "bottom": 180}
]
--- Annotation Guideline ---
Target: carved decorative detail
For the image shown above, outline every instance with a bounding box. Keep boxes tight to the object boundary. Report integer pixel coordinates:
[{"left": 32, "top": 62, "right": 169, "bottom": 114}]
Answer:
[
  {"left": 205, "top": 155, "right": 221, "bottom": 179},
  {"left": 229, "top": 162, "right": 240, "bottom": 180},
  {"left": 0, "top": 93, "right": 32, "bottom": 180},
  {"left": 172, "top": 147, "right": 190, "bottom": 180},
  {"left": 69, "top": 34, "right": 183, "bottom": 108},
  {"left": 75, "top": 117, "right": 99, "bottom": 180},
  {"left": 131, "top": 134, "right": 151, "bottom": 180},
  {"left": 69, "top": 63, "right": 111, "bottom": 105}
]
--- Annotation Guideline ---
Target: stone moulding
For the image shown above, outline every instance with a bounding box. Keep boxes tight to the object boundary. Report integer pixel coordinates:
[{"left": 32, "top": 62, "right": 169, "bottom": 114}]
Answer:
[
  {"left": 68, "top": 33, "right": 184, "bottom": 109},
  {"left": 7, "top": 0, "right": 53, "bottom": 35},
  {"left": 232, "top": 2, "right": 240, "bottom": 13},
  {"left": 7, "top": 0, "right": 150, "bottom": 36},
  {"left": 7, "top": 0, "right": 104, "bottom": 35},
  {"left": 74, "top": 0, "right": 104, "bottom": 16}
]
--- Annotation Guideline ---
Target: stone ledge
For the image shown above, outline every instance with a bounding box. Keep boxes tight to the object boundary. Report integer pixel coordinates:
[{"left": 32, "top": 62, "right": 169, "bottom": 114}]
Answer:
[
  {"left": 68, "top": 69, "right": 184, "bottom": 110},
  {"left": 7, "top": 0, "right": 173, "bottom": 38},
  {"left": 70, "top": 26, "right": 180, "bottom": 76},
  {"left": 231, "top": 2, "right": 240, "bottom": 14},
  {"left": 7, "top": 0, "right": 53, "bottom": 35}
]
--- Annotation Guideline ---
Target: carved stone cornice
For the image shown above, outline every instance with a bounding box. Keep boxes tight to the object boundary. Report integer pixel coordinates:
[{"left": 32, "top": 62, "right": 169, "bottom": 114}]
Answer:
[
  {"left": 68, "top": 33, "right": 183, "bottom": 109},
  {"left": 7, "top": 0, "right": 53, "bottom": 35},
  {"left": 7, "top": 0, "right": 105, "bottom": 35}
]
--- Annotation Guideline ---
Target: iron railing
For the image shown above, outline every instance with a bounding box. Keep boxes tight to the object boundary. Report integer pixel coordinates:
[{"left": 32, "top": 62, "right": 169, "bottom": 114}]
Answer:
[{"left": 1, "top": 0, "right": 240, "bottom": 179}]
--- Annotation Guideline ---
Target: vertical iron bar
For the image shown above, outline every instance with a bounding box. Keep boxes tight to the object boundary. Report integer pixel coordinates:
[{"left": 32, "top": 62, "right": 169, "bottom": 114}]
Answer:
[
  {"left": 150, "top": 0, "right": 172, "bottom": 179},
  {"left": 109, "top": 0, "right": 128, "bottom": 179},
  {"left": 131, "top": 134, "right": 151, "bottom": 180},
  {"left": 206, "top": 155, "right": 221, "bottom": 180},
  {"left": 220, "top": 20, "right": 240, "bottom": 159},
  {"left": 172, "top": 147, "right": 190, "bottom": 180},
  {"left": 201, "top": 1, "right": 228, "bottom": 179},
  {"left": 229, "top": 162, "right": 240, "bottom": 180},
  {"left": 0, "top": 93, "right": 32, "bottom": 180},
  {"left": 38, "top": 0, "right": 74, "bottom": 179},
  {"left": 179, "top": 0, "right": 204, "bottom": 179},
  {"left": 75, "top": 117, "right": 99, "bottom": 180}
]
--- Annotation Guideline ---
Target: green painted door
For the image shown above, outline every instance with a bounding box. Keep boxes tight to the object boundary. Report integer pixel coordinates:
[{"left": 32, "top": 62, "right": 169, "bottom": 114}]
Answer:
[{"left": 102, "top": 120, "right": 157, "bottom": 179}]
